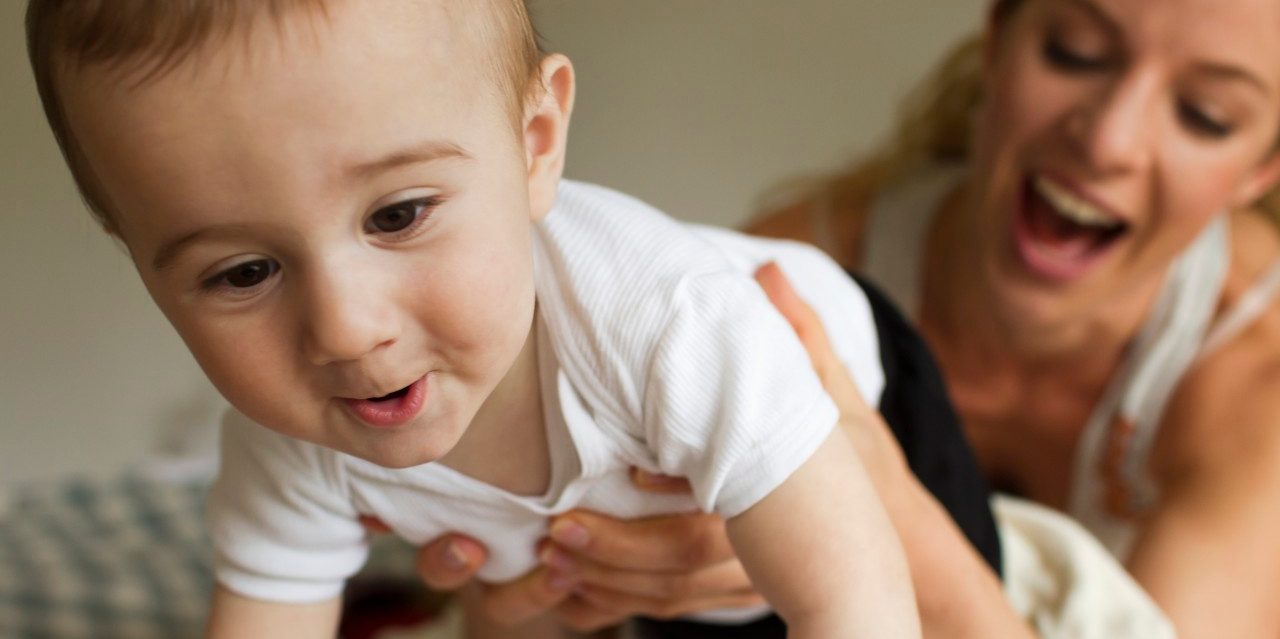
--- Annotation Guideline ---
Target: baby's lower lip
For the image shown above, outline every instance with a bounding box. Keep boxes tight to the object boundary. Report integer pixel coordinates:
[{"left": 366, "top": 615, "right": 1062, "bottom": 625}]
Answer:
[{"left": 343, "top": 376, "right": 428, "bottom": 429}]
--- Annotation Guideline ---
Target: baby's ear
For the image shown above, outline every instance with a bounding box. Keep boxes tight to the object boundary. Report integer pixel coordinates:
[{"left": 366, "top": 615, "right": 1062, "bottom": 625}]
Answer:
[{"left": 523, "top": 54, "right": 575, "bottom": 222}]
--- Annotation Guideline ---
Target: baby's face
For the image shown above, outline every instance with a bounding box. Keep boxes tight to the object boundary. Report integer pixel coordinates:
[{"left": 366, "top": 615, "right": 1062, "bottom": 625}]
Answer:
[{"left": 61, "top": 1, "right": 545, "bottom": 467}]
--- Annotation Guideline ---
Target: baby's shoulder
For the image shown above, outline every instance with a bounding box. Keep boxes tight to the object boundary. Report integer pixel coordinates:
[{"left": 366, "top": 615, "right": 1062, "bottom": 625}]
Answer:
[{"left": 537, "top": 182, "right": 884, "bottom": 415}]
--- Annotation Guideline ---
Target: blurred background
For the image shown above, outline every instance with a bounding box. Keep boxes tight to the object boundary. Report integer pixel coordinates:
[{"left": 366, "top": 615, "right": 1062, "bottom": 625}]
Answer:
[{"left": 0, "top": 0, "right": 984, "bottom": 488}]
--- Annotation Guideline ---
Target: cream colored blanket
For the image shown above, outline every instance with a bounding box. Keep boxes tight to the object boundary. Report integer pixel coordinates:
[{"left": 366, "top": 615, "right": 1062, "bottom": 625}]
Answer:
[{"left": 997, "top": 495, "right": 1175, "bottom": 638}]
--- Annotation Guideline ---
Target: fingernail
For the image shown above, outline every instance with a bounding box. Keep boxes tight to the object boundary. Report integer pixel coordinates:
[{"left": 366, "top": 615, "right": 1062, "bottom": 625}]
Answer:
[
  {"left": 547, "top": 569, "right": 577, "bottom": 593},
  {"left": 539, "top": 546, "right": 575, "bottom": 573},
  {"left": 442, "top": 541, "right": 470, "bottom": 571},
  {"left": 549, "top": 519, "right": 589, "bottom": 550}
]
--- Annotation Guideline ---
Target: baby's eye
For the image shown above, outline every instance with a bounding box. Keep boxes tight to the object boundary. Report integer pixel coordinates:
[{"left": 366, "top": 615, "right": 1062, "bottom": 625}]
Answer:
[
  {"left": 365, "top": 196, "right": 440, "bottom": 235},
  {"left": 205, "top": 259, "right": 279, "bottom": 291}
]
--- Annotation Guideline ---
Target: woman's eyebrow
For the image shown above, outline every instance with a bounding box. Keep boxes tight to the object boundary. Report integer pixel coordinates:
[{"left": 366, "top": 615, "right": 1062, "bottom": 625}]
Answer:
[
  {"left": 1060, "top": 0, "right": 1121, "bottom": 37},
  {"left": 343, "top": 139, "right": 473, "bottom": 181},
  {"left": 1191, "top": 61, "right": 1272, "bottom": 99}
]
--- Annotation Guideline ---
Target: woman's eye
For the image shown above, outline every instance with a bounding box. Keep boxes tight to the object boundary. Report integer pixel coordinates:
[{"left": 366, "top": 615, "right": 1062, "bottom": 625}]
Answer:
[
  {"left": 206, "top": 259, "right": 279, "bottom": 291},
  {"left": 365, "top": 196, "right": 440, "bottom": 235},
  {"left": 1177, "top": 102, "right": 1233, "bottom": 138},
  {"left": 1043, "top": 37, "right": 1108, "bottom": 72}
]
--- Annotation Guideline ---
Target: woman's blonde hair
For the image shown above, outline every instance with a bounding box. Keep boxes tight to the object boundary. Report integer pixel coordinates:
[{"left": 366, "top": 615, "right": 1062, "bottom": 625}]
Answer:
[{"left": 796, "top": 0, "right": 1280, "bottom": 228}]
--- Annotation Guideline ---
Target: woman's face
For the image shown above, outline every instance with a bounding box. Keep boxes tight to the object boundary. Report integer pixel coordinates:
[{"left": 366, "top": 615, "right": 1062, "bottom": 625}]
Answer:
[{"left": 967, "top": 0, "right": 1280, "bottom": 326}]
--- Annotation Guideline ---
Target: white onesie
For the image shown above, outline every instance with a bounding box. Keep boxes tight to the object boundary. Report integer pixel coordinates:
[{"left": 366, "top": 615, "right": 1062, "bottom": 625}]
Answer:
[{"left": 207, "top": 181, "right": 885, "bottom": 621}]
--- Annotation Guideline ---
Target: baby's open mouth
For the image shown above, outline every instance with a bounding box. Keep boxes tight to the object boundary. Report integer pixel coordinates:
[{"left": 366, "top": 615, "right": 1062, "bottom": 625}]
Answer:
[
  {"left": 345, "top": 376, "right": 429, "bottom": 429},
  {"left": 367, "top": 385, "right": 412, "bottom": 402}
]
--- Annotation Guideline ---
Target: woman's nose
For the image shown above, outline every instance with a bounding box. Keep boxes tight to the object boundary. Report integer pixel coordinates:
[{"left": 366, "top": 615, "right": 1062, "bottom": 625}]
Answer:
[
  {"left": 301, "top": 265, "right": 400, "bottom": 366},
  {"left": 1065, "top": 72, "right": 1159, "bottom": 176}
]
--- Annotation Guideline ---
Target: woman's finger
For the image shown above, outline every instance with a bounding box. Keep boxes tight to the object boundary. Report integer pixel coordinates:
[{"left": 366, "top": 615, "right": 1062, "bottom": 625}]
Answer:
[
  {"left": 477, "top": 564, "right": 579, "bottom": 625},
  {"left": 573, "top": 583, "right": 767, "bottom": 621},
  {"left": 540, "top": 544, "right": 755, "bottom": 600},
  {"left": 547, "top": 510, "right": 734, "bottom": 572},
  {"left": 755, "top": 261, "right": 911, "bottom": 498},
  {"left": 754, "top": 261, "right": 872, "bottom": 417},
  {"left": 413, "top": 535, "right": 487, "bottom": 591}
]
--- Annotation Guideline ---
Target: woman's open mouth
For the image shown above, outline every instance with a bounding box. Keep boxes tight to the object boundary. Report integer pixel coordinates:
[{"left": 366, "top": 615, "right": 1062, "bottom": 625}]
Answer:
[
  {"left": 1012, "top": 175, "right": 1129, "bottom": 283},
  {"left": 343, "top": 375, "right": 428, "bottom": 429}
]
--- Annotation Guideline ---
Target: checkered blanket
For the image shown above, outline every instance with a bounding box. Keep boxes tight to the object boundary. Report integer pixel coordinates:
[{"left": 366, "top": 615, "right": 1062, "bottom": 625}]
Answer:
[
  {"left": 0, "top": 474, "right": 430, "bottom": 639},
  {"left": 0, "top": 476, "right": 213, "bottom": 638}
]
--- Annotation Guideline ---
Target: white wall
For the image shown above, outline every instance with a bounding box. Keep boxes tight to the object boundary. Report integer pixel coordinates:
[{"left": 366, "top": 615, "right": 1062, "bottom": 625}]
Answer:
[{"left": 0, "top": 1, "right": 984, "bottom": 486}]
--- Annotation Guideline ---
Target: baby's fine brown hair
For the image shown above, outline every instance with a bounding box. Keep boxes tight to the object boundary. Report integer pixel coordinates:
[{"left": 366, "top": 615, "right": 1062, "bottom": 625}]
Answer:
[{"left": 26, "top": 0, "right": 543, "bottom": 232}]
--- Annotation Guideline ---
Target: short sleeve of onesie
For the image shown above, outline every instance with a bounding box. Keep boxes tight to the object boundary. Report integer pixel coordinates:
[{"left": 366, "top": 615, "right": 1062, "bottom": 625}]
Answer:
[
  {"left": 206, "top": 409, "right": 369, "bottom": 603},
  {"left": 641, "top": 270, "right": 842, "bottom": 519}
]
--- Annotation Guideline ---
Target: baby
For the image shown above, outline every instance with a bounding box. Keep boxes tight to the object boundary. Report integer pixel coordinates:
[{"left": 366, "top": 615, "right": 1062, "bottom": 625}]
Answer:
[{"left": 27, "top": 0, "right": 918, "bottom": 637}]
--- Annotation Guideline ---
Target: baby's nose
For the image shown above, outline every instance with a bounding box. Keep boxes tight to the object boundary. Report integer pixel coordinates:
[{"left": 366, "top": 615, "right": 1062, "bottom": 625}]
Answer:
[{"left": 301, "top": 269, "right": 399, "bottom": 366}]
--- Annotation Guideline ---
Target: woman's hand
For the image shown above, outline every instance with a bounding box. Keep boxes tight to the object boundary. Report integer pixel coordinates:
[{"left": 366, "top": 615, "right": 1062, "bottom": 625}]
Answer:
[
  {"left": 410, "top": 474, "right": 762, "bottom": 632},
  {"left": 753, "top": 262, "right": 912, "bottom": 502}
]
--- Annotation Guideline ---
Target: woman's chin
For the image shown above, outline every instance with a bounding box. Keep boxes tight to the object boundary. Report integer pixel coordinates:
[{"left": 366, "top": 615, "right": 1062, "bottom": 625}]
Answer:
[{"left": 982, "top": 255, "right": 1101, "bottom": 333}]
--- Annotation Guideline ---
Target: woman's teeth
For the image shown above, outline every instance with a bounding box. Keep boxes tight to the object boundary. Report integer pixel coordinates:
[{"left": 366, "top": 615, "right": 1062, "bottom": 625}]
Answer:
[{"left": 1033, "top": 176, "right": 1123, "bottom": 231}]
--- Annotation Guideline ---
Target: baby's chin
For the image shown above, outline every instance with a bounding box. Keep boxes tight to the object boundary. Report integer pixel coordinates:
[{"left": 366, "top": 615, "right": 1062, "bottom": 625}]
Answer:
[
  {"left": 326, "top": 438, "right": 431, "bottom": 470},
  {"left": 334, "top": 423, "right": 462, "bottom": 469}
]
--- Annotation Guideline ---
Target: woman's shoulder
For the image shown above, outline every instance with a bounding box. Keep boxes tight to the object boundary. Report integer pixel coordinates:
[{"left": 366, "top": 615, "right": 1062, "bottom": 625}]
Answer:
[
  {"left": 1216, "top": 208, "right": 1280, "bottom": 361},
  {"left": 742, "top": 167, "right": 888, "bottom": 270},
  {"left": 1225, "top": 208, "right": 1280, "bottom": 294},
  {"left": 1153, "top": 210, "right": 1280, "bottom": 477}
]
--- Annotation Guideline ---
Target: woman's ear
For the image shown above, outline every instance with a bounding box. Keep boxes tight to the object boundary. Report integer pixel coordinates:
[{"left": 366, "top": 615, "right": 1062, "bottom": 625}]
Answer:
[
  {"left": 523, "top": 54, "right": 576, "bottom": 222},
  {"left": 981, "top": 0, "right": 1018, "bottom": 77},
  {"left": 1232, "top": 152, "right": 1280, "bottom": 210}
]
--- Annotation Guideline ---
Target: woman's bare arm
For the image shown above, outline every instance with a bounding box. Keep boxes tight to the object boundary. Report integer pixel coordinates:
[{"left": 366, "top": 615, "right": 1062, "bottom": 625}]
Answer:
[
  {"left": 1125, "top": 213, "right": 1280, "bottom": 636},
  {"left": 1126, "top": 347, "right": 1280, "bottom": 637}
]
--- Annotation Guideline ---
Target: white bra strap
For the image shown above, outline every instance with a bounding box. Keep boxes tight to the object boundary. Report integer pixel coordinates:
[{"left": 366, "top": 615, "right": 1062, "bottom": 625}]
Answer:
[
  {"left": 1199, "top": 258, "right": 1280, "bottom": 358},
  {"left": 862, "top": 165, "right": 966, "bottom": 315}
]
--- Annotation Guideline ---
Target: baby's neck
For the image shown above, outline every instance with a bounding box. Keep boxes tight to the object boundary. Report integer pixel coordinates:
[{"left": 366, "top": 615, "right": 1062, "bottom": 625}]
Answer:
[{"left": 436, "top": 317, "right": 550, "bottom": 496}]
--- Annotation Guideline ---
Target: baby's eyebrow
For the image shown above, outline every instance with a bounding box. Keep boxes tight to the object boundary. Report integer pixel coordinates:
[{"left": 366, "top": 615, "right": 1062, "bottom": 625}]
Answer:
[
  {"left": 151, "top": 224, "right": 253, "bottom": 272},
  {"left": 344, "top": 140, "right": 473, "bottom": 180}
]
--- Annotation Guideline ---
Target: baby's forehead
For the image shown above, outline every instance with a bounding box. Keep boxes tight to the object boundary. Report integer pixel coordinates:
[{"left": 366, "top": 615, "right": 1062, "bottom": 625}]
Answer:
[
  {"left": 49, "top": 0, "right": 516, "bottom": 101},
  {"left": 32, "top": 0, "right": 537, "bottom": 232}
]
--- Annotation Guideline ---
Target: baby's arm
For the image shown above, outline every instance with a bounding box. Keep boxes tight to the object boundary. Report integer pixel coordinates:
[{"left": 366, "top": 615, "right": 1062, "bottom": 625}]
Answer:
[
  {"left": 725, "top": 426, "right": 921, "bottom": 638},
  {"left": 205, "top": 586, "right": 341, "bottom": 638}
]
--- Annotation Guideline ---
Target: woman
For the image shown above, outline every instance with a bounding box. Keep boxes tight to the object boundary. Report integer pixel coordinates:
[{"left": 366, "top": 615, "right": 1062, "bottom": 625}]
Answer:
[{"left": 414, "top": 0, "right": 1280, "bottom": 636}]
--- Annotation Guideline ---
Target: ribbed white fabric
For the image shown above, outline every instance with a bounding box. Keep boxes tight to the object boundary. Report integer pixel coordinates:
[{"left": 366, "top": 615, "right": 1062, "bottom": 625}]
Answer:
[
  {"left": 863, "top": 165, "right": 1280, "bottom": 561},
  {"left": 208, "top": 181, "right": 885, "bottom": 615}
]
